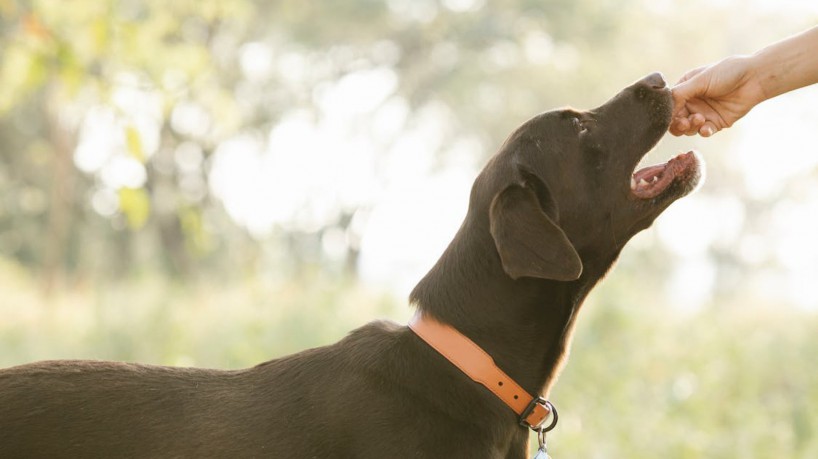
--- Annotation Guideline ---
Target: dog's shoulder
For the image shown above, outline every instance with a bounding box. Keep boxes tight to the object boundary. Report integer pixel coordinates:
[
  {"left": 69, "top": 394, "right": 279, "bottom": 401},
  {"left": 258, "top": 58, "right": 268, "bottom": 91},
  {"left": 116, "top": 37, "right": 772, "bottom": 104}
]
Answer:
[
  {"left": 342, "top": 319, "right": 405, "bottom": 344},
  {"left": 329, "top": 319, "right": 410, "bottom": 365}
]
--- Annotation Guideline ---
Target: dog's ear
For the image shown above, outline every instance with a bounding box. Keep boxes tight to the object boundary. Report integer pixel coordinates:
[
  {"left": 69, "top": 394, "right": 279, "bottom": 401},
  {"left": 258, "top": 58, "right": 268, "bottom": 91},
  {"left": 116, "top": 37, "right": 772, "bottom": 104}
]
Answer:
[{"left": 489, "top": 184, "right": 582, "bottom": 281}]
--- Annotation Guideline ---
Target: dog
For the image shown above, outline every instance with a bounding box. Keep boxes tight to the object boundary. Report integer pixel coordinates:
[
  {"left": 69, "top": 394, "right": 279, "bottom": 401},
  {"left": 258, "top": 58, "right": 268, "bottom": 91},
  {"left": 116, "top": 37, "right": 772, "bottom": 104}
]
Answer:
[{"left": 0, "top": 72, "right": 701, "bottom": 458}]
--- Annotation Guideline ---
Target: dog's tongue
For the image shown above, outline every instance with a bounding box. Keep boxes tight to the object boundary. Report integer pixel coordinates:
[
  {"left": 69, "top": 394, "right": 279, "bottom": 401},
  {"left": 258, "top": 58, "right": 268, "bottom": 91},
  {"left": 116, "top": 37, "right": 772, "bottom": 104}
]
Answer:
[{"left": 630, "top": 151, "right": 697, "bottom": 199}]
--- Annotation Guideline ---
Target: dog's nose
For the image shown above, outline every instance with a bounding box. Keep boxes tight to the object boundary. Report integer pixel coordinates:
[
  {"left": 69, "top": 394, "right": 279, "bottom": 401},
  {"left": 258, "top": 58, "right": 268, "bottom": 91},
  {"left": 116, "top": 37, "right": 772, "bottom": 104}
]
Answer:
[{"left": 640, "top": 72, "right": 667, "bottom": 90}]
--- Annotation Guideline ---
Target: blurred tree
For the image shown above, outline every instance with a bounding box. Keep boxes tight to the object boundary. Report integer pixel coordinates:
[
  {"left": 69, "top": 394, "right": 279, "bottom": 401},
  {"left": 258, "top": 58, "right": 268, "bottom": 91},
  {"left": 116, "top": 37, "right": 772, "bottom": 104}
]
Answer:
[
  {"left": 0, "top": 0, "right": 255, "bottom": 285},
  {"left": 0, "top": 0, "right": 815, "bottom": 298}
]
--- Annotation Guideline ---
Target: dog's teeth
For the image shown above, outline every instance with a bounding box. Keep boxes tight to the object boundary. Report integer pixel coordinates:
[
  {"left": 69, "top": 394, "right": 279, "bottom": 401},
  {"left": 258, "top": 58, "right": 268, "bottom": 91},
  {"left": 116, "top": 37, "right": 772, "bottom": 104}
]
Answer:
[
  {"left": 639, "top": 178, "right": 649, "bottom": 187},
  {"left": 652, "top": 176, "right": 658, "bottom": 183},
  {"left": 630, "top": 177, "right": 636, "bottom": 189}
]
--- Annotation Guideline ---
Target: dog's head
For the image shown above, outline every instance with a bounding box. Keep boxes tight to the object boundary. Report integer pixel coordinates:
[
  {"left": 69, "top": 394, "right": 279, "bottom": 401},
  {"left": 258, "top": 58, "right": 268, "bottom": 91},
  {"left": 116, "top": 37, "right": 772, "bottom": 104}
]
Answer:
[{"left": 474, "top": 72, "right": 702, "bottom": 281}]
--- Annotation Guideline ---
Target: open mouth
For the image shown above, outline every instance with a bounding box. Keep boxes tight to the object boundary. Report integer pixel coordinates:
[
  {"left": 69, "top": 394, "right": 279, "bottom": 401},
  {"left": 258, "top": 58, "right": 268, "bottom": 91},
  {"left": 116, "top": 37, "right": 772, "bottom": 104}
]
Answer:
[{"left": 630, "top": 150, "right": 702, "bottom": 199}]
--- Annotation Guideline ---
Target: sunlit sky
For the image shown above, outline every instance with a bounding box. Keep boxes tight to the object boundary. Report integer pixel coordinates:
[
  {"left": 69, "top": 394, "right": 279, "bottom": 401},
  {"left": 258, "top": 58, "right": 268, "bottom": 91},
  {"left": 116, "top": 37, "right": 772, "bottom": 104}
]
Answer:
[{"left": 71, "top": 1, "right": 818, "bottom": 310}]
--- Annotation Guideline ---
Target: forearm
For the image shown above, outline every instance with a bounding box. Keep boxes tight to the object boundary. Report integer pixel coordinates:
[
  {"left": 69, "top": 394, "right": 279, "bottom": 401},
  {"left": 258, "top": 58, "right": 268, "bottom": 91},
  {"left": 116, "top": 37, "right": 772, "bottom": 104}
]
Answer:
[{"left": 750, "top": 25, "right": 818, "bottom": 101}]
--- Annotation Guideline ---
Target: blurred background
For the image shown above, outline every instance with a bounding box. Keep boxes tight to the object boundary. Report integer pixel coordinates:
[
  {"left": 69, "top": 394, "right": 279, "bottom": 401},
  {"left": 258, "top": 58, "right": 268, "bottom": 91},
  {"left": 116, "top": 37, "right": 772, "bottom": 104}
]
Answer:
[{"left": 2, "top": 0, "right": 818, "bottom": 457}]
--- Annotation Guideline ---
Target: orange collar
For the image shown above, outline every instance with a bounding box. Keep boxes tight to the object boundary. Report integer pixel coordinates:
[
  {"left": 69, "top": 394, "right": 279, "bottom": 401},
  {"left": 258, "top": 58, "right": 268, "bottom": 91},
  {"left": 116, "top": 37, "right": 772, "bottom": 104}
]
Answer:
[{"left": 408, "top": 312, "right": 556, "bottom": 431}]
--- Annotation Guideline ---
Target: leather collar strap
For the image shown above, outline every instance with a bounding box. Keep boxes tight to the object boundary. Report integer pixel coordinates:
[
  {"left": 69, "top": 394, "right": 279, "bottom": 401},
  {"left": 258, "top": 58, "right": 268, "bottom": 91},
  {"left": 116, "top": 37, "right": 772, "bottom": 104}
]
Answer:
[{"left": 408, "top": 312, "right": 553, "bottom": 431}]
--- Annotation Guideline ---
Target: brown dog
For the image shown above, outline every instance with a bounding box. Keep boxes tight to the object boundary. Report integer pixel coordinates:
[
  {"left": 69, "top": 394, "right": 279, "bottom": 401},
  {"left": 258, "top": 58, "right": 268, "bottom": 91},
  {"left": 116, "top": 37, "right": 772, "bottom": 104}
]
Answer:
[{"left": 0, "top": 73, "right": 701, "bottom": 458}]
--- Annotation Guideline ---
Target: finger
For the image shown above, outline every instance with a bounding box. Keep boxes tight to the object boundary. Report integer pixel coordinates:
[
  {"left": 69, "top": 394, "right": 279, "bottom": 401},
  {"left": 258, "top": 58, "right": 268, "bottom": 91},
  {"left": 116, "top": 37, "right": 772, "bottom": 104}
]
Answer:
[
  {"left": 675, "top": 65, "right": 707, "bottom": 85},
  {"left": 689, "top": 113, "right": 706, "bottom": 130},
  {"left": 671, "top": 99, "right": 690, "bottom": 119},
  {"left": 682, "top": 113, "right": 706, "bottom": 136},
  {"left": 700, "top": 121, "right": 718, "bottom": 137},
  {"left": 669, "top": 117, "right": 690, "bottom": 136},
  {"left": 671, "top": 67, "right": 709, "bottom": 103},
  {"left": 671, "top": 90, "right": 688, "bottom": 116},
  {"left": 685, "top": 99, "right": 729, "bottom": 132},
  {"left": 672, "top": 80, "right": 701, "bottom": 104}
]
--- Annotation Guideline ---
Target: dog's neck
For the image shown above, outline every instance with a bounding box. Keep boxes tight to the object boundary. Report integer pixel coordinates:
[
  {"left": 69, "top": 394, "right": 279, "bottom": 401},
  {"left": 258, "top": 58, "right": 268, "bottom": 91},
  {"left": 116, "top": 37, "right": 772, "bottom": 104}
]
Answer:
[{"left": 410, "top": 216, "right": 613, "bottom": 397}]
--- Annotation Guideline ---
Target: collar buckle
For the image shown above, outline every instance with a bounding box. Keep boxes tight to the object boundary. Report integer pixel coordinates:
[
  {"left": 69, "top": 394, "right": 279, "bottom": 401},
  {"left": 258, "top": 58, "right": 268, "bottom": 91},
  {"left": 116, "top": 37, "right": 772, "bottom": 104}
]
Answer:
[{"left": 519, "top": 398, "right": 558, "bottom": 432}]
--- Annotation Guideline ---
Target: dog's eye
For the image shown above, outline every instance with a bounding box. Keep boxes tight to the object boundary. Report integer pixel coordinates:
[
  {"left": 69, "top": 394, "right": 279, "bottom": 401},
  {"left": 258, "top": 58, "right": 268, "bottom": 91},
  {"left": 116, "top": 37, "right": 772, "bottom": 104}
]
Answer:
[{"left": 572, "top": 117, "right": 589, "bottom": 134}]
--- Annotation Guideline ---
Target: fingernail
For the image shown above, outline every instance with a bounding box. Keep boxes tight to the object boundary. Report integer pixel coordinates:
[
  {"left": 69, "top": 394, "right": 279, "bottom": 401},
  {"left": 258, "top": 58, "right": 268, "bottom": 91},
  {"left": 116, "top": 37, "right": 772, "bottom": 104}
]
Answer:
[{"left": 702, "top": 126, "right": 713, "bottom": 137}]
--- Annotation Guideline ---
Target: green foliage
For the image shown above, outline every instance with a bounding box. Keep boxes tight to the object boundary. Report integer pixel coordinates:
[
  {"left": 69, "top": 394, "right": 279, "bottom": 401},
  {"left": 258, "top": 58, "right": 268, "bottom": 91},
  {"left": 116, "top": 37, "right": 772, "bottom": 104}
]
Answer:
[
  {"left": 2, "top": 261, "right": 817, "bottom": 458},
  {"left": 1, "top": 0, "right": 813, "bottom": 281},
  {"left": 545, "top": 290, "right": 818, "bottom": 458},
  {"left": 124, "top": 125, "right": 145, "bottom": 162},
  {"left": 117, "top": 187, "right": 150, "bottom": 229},
  {"left": 0, "top": 261, "right": 404, "bottom": 368}
]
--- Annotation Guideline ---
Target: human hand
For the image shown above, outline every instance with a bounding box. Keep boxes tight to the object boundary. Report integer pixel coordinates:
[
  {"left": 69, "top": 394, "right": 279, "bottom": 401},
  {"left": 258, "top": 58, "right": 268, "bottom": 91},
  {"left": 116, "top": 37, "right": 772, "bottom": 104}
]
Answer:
[{"left": 669, "top": 56, "right": 766, "bottom": 137}]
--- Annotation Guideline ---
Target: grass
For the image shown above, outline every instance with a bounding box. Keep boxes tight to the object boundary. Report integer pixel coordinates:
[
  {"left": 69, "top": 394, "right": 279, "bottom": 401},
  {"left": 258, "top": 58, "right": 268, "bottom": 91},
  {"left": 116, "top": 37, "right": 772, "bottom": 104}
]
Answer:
[{"left": 2, "top": 259, "right": 816, "bottom": 458}]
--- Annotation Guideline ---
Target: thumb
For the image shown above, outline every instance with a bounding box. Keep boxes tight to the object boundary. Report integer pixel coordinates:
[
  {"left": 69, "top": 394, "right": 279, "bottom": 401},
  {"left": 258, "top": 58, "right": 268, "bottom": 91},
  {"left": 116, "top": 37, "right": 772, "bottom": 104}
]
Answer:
[
  {"left": 670, "top": 69, "right": 707, "bottom": 117},
  {"left": 671, "top": 67, "right": 708, "bottom": 113}
]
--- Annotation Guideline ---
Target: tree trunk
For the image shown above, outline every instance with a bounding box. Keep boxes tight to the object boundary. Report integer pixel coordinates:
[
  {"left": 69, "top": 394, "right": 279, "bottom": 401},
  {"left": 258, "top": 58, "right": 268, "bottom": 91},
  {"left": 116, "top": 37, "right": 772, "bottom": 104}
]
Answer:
[{"left": 41, "top": 84, "right": 76, "bottom": 294}]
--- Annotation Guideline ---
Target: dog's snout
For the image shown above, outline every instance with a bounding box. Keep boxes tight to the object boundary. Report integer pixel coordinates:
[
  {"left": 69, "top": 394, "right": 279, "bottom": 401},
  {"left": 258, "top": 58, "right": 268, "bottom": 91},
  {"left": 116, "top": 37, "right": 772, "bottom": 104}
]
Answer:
[{"left": 640, "top": 72, "right": 667, "bottom": 90}]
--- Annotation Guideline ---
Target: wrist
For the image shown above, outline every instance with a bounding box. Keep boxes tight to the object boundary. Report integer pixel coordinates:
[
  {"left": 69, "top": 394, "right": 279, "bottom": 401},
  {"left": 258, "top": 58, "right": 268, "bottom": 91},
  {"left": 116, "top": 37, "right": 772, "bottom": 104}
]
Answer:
[
  {"left": 749, "top": 26, "right": 818, "bottom": 101},
  {"left": 745, "top": 52, "right": 778, "bottom": 104}
]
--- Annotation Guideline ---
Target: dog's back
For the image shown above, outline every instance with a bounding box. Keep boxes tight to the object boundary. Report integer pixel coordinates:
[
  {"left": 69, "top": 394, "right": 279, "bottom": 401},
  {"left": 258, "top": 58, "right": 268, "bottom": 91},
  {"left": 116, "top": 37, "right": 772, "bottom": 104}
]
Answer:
[
  {"left": 0, "top": 320, "right": 447, "bottom": 459},
  {"left": 0, "top": 359, "right": 262, "bottom": 457}
]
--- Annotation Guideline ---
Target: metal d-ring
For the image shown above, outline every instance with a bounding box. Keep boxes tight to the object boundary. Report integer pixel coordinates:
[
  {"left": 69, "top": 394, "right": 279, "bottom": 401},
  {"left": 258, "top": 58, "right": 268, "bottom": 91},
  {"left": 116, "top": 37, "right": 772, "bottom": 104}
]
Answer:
[
  {"left": 540, "top": 400, "right": 559, "bottom": 433},
  {"left": 536, "top": 401, "right": 558, "bottom": 453}
]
